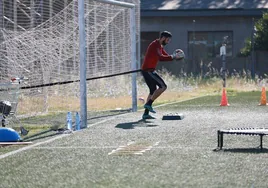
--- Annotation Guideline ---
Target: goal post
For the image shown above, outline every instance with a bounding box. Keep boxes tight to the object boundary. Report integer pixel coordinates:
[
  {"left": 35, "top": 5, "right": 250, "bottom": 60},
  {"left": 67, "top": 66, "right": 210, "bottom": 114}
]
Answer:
[
  {"left": 79, "top": 0, "right": 137, "bottom": 128},
  {"left": 0, "top": 0, "right": 140, "bottom": 128},
  {"left": 78, "top": 0, "right": 87, "bottom": 129}
]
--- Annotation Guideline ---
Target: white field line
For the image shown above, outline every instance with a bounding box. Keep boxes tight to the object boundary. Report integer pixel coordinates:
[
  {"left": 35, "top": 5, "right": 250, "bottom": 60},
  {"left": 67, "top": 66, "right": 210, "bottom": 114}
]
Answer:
[
  {"left": 0, "top": 119, "right": 132, "bottom": 160},
  {"left": 0, "top": 134, "right": 68, "bottom": 160},
  {"left": 0, "top": 96, "right": 206, "bottom": 160},
  {"left": 152, "top": 95, "right": 208, "bottom": 109},
  {"left": 30, "top": 146, "right": 211, "bottom": 150}
]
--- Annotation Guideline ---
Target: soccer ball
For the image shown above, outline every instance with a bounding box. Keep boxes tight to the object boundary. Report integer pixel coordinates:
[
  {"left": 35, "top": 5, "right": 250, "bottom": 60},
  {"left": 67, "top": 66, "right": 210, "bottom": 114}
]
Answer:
[
  {"left": 176, "top": 50, "right": 185, "bottom": 60},
  {"left": 138, "top": 97, "right": 145, "bottom": 104}
]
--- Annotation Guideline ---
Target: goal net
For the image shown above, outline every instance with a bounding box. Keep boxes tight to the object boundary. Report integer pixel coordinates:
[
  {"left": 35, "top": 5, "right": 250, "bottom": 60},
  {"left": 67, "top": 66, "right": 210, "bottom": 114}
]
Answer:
[{"left": 0, "top": 0, "right": 140, "bottom": 122}]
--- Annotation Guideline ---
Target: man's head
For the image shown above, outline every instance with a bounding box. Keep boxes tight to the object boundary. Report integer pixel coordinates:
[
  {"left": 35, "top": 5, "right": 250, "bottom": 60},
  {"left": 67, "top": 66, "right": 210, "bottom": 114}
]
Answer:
[{"left": 159, "top": 31, "right": 172, "bottom": 46}]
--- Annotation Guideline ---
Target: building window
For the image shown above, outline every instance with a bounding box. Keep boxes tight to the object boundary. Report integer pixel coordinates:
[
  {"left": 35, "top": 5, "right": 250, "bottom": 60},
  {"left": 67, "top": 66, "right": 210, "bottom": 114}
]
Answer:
[{"left": 188, "top": 31, "right": 233, "bottom": 58}]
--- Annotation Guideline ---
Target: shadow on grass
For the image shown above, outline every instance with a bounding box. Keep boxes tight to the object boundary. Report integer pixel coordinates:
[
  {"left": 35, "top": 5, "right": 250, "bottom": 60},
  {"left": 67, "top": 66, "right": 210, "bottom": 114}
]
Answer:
[
  {"left": 88, "top": 109, "right": 132, "bottom": 121},
  {"left": 115, "top": 119, "right": 158, "bottom": 129},
  {"left": 22, "top": 129, "right": 57, "bottom": 142},
  {"left": 214, "top": 147, "right": 268, "bottom": 153},
  {"left": 23, "top": 133, "right": 59, "bottom": 142}
]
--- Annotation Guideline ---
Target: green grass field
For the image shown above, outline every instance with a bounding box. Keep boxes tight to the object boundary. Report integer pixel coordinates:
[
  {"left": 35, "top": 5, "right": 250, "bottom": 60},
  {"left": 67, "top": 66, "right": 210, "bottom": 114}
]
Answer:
[{"left": 1, "top": 91, "right": 268, "bottom": 188}]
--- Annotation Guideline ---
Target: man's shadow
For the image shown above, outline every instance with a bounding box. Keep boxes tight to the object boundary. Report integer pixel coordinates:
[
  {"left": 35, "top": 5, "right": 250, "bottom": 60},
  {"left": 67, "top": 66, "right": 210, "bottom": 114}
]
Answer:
[{"left": 115, "top": 119, "right": 158, "bottom": 129}]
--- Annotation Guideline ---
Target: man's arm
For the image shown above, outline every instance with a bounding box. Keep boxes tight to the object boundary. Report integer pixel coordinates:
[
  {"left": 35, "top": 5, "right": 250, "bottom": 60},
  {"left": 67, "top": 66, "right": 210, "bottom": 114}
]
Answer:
[
  {"left": 162, "top": 48, "right": 170, "bottom": 56},
  {"left": 157, "top": 48, "right": 173, "bottom": 61}
]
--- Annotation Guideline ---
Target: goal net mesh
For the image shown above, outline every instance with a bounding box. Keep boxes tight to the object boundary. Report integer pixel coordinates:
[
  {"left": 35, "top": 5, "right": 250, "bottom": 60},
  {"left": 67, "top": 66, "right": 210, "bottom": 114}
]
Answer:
[{"left": 0, "top": 0, "right": 140, "bottom": 120}]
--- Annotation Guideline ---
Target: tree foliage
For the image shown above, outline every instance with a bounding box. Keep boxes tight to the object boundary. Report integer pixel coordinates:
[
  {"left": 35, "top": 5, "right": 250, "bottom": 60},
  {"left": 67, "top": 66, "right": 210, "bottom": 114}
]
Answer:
[
  {"left": 255, "top": 12, "right": 268, "bottom": 50},
  {"left": 240, "top": 12, "right": 268, "bottom": 56}
]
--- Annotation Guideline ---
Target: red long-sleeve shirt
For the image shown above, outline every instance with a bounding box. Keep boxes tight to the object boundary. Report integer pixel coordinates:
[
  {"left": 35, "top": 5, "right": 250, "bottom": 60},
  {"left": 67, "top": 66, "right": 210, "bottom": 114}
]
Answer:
[{"left": 141, "top": 39, "right": 173, "bottom": 71}]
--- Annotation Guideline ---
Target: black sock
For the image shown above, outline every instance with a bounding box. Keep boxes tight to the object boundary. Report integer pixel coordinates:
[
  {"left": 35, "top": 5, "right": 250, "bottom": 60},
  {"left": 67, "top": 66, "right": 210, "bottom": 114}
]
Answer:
[
  {"left": 146, "top": 99, "right": 153, "bottom": 106},
  {"left": 144, "top": 109, "right": 149, "bottom": 115}
]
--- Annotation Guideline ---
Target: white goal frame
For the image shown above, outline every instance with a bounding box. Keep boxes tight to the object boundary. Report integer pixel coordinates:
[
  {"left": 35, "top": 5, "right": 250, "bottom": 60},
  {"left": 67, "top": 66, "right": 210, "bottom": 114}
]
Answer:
[{"left": 78, "top": 0, "right": 137, "bottom": 128}]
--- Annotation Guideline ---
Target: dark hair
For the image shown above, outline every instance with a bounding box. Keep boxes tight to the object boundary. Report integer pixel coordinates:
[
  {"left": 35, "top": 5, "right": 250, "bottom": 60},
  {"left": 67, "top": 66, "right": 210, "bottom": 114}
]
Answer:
[{"left": 160, "top": 31, "right": 172, "bottom": 38}]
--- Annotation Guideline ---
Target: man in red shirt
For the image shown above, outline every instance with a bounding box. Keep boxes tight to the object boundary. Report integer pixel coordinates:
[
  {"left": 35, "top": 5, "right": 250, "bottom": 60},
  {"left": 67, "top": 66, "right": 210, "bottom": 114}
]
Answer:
[{"left": 141, "top": 31, "right": 182, "bottom": 119}]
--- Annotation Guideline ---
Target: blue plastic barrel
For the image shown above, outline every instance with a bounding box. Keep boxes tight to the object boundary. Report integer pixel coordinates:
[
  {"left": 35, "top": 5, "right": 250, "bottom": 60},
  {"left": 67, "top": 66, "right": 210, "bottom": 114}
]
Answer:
[{"left": 0, "top": 127, "right": 21, "bottom": 142}]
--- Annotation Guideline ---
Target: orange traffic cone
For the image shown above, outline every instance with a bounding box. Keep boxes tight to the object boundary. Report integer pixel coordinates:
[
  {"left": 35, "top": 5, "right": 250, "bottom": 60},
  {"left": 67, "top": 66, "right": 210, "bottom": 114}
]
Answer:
[
  {"left": 259, "top": 87, "right": 267, "bottom": 106},
  {"left": 220, "top": 88, "right": 229, "bottom": 106}
]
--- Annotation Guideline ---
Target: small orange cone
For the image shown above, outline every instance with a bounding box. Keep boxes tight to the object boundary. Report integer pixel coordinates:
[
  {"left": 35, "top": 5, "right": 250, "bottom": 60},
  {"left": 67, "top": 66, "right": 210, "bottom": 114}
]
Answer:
[
  {"left": 220, "top": 88, "right": 229, "bottom": 106},
  {"left": 259, "top": 87, "right": 267, "bottom": 106}
]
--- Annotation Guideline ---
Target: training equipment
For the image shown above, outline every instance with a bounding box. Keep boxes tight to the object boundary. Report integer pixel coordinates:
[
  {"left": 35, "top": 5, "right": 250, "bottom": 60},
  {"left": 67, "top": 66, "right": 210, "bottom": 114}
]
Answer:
[
  {"left": 0, "top": 79, "right": 22, "bottom": 127},
  {"left": 177, "top": 51, "right": 185, "bottom": 59},
  {"left": 217, "top": 128, "right": 268, "bottom": 150},
  {"left": 220, "top": 88, "right": 229, "bottom": 106},
  {"left": 0, "top": 0, "right": 140, "bottom": 122},
  {"left": 162, "top": 113, "right": 184, "bottom": 120},
  {"left": 174, "top": 49, "right": 185, "bottom": 60},
  {"left": 259, "top": 87, "right": 267, "bottom": 106},
  {"left": 0, "top": 127, "right": 21, "bottom": 142},
  {"left": 172, "top": 49, "right": 184, "bottom": 60},
  {"left": 0, "top": 142, "right": 32, "bottom": 147},
  {"left": 138, "top": 97, "right": 145, "bottom": 104}
]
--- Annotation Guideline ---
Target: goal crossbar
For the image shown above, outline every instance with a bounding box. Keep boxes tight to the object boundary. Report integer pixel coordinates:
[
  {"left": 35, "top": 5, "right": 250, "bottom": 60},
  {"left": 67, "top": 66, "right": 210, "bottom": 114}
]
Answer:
[{"left": 94, "top": 0, "right": 135, "bottom": 8}]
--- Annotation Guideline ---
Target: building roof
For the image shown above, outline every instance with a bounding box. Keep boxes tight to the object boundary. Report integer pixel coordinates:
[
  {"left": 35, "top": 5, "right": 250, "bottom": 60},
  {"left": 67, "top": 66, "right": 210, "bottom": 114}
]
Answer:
[{"left": 141, "top": 0, "right": 268, "bottom": 10}]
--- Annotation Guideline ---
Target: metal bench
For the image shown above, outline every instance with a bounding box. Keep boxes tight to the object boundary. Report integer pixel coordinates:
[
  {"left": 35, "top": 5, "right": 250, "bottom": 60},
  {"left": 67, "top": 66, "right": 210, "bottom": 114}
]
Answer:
[{"left": 217, "top": 128, "right": 268, "bottom": 150}]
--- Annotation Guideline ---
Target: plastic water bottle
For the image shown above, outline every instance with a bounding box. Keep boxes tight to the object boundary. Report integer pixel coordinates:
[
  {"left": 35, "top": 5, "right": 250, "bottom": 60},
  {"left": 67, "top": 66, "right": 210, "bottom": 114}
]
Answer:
[
  {"left": 67, "top": 112, "right": 72, "bottom": 130},
  {"left": 75, "top": 112, "right": 81, "bottom": 131}
]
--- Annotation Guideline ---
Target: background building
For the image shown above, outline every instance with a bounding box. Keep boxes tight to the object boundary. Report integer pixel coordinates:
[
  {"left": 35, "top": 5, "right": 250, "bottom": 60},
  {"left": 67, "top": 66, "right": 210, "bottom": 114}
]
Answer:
[{"left": 140, "top": 0, "right": 268, "bottom": 76}]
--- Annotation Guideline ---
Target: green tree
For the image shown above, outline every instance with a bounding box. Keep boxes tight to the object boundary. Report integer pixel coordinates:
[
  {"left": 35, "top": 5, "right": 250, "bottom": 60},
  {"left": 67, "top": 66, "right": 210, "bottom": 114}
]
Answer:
[
  {"left": 240, "top": 12, "right": 268, "bottom": 56},
  {"left": 255, "top": 12, "right": 268, "bottom": 50}
]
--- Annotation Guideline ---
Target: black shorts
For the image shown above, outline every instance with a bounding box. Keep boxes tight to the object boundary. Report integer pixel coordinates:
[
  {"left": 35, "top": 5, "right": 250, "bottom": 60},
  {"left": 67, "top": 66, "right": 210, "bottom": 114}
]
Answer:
[{"left": 142, "top": 70, "right": 167, "bottom": 95}]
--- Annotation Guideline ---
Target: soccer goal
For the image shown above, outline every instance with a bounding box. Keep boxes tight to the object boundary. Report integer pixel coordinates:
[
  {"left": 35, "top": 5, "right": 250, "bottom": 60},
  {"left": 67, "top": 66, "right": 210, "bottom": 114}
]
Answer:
[{"left": 0, "top": 0, "right": 140, "bottom": 128}]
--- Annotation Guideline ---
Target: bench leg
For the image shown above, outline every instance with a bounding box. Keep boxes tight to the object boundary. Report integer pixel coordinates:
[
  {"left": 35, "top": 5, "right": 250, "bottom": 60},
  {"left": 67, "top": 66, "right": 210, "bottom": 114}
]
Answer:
[
  {"left": 220, "top": 132, "right": 223, "bottom": 149},
  {"left": 217, "top": 131, "right": 220, "bottom": 148},
  {"left": 217, "top": 131, "right": 223, "bottom": 149},
  {"left": 260, "top": 135, "right": 263, "bottom": 150}
]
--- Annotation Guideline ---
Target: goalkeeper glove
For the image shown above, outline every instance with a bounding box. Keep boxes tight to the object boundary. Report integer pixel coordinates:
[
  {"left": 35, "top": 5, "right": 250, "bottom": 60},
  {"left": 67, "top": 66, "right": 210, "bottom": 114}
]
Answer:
[{"left": 171, "top": 50, "right": 177, "bottom": 60}]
